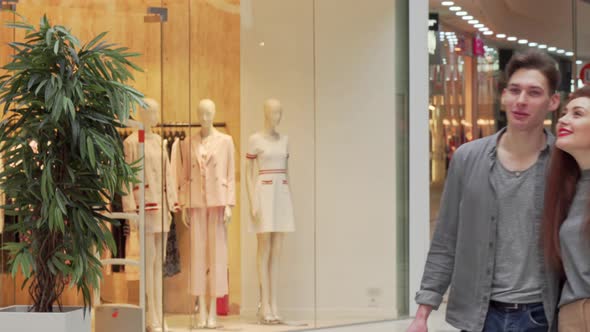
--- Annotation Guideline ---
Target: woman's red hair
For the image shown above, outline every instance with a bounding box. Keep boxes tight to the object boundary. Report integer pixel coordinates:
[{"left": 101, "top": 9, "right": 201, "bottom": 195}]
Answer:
[{"left": 543, "top": 85, "right": 590, "bottom": 275}]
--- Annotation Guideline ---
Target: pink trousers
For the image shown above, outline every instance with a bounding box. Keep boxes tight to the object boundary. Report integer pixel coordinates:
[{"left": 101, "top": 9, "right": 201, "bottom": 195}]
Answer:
[{"left": 189, "top": 207, "right": 228, "bottom": 297}]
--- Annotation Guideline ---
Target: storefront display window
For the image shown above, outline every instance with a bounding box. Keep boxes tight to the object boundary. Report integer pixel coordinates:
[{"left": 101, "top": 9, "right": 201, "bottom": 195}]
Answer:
[{"left": 0, "top": 0, "right": 410, "bottom": 330}]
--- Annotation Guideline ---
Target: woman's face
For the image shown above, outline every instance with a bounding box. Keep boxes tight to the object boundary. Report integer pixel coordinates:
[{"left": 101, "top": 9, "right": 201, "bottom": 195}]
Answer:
[{"left": 556, "top": 96, "right": 590, "bottom": 154}]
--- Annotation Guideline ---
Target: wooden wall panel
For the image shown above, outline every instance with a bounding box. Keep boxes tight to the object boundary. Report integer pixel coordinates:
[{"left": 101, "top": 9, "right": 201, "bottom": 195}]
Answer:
[{"left": 16, "top": 0, "right": 163, "bottom": 111}]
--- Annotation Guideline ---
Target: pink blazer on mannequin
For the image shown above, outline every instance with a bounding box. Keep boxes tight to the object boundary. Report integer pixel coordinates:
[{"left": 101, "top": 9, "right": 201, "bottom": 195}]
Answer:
[{"left": 173, "top": 130, "right": 236, "bottom": 208}]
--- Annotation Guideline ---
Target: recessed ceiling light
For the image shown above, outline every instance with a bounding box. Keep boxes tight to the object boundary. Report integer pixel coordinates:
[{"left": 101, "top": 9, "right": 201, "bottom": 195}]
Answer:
[
  {"left": 468, "top": 19, "right": 479, "bottom": 24},
  {"left": 456, "top": 11, "right": 467, "bottom": 16},
  {"left": 474, "top": 23, "right": 484, "bottom": 28},
  {"left": 577, "top": 60, "right": 583, "bottom": 64},
  {"left": 479, "top": 27, "right": 489, "bottom": 31},
  {"left": 496, "top": 34, "right": 506, "bottom": 38},
  {"left": 449, "top": 6, "right": 461, "bottom": 11},
  {"left": 566, "top": 51, "right": 574, "bottom": 56},
  {"left": 518, "top": 39, "right": 528, "bottom": 44},
  {"left": 507, "top": 36, "right": 517, "bottom": 41},
  {"left": 462, "top": 15, "right": 474, "bottom": 20},
  {"left": 528, "top": 42, "right": 538, "bottom": 47},
  {"left": 557, "top": 49, "right": 565, "bottom": 54},
  {"left": 538, "top": 44, "right": 547, "bottom": 49},
  {"left": 548, "top": 47, "right": 557, "bottom": 51},
  {"left": 483, "top": 31, "right": 493, "bottom": 35},
  {"left": 442, "top": 1, "right": 454, "bottom": 5}
]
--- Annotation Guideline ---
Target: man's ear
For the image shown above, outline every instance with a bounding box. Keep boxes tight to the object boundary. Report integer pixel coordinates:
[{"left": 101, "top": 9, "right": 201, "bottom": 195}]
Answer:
[{"left": 548, "top": 93, "right": 561, "bottom": 112}]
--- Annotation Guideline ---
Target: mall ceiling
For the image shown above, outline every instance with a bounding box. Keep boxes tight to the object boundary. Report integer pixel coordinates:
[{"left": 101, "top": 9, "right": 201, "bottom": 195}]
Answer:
[{"left": 429, "top": 0, "right": 589, "bottom": 60}]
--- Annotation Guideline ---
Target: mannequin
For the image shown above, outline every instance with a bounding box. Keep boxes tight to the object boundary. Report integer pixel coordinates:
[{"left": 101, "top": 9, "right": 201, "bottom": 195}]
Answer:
[
  {"left": 122, "top": 98, "right": 179, "bottom": 332},
  {"left": 173, "top": 99, "right": 235, "bottom": 329},
  {"left": 245, "top": 99, "right": 295, "bottom": 324}
]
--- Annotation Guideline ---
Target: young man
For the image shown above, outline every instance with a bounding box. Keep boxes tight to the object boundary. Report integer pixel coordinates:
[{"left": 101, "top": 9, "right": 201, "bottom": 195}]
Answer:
[{"left": 407, "top": 50, "right": 562, "bottom": 332}]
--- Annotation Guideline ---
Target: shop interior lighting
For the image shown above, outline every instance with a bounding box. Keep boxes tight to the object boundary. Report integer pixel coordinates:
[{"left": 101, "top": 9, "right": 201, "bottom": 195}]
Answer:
[
  {"left": 443, "top": 5, "right": 570, "bottom": 57},
  {"left": 577, "top": 60, "right": 583, "bottom": 65}
]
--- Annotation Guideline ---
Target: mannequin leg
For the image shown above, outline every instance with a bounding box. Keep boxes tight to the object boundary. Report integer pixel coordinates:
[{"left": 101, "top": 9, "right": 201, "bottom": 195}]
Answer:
[
  {"left": 145, "top": 233, "right": 157, "bottom": 329},
  {"left": 153, "top": 232, "right": 168, "bottom": 331},
  {"left": 197, "top": 295, "right": 208, "bottom": 328},
  {"left": 257, "top": 233, "right": 273, "bottom": 321},
  {"left": 206, "top": 207, "right": 229, "bottom": 328},
  {"left": 269, "top": 232, "right": 285, "bottom": 321},
  {"left": 207, "top": 297, "right": 218, "bottom": 328},
  {"left": 190, "top": 208, "right": 208, "bottom": 328}
]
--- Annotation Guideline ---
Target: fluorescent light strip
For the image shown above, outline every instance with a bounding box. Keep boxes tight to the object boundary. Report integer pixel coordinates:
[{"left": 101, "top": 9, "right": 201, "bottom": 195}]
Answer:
[
  {"left": 538, "top": 44, "right": 547, "bottom": 49},
  {"left": 518, "top": 39, "right": 528, "bottom": 44},
  {"left": 528, "top": 42, "right": 538, "bottom": 47},
  {"left": 474, "top": 23, "right": 484, "bottom": 28},
  {"left": 478, "top": 27, "right": 489, "bottom": 31},
  {"left": 507, "top": 36, "right": 517, "bottom": 41},
  {"left": 566, "top": 51, "right": 574, "bottom": 56},
  {"left": 557, "top": 49, "right": 565, "bottom": 54},
  {"left": 456, "top": 11, "right": 467, "bottom": 16},
  {"left": 483, "top": 31, "right": 493, "bottom": 35},
  {"left": 577, "top": 60, "right": 583, "bottom": 65},
  {"left": 462, "top": 16, "right": 474, "bottom": 20},
  {"left": 496, "top": 34, "right": 506, "bottom": 38},
  {"left": 449, "top": 6, "right": 461, "bottom": 11},
  {"left": 468, "top": 19, "right": 479, "bottom": 24},
  {"left": 442, "top": 1, "right": 454, "bottom": 6},
  {"left": 548, "top": 47, "right": 557, "bottom": 51}
]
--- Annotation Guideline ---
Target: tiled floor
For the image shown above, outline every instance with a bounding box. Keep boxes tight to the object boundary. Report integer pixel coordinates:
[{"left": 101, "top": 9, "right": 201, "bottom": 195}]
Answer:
[{"left": 158, "top": 305, "right": 459, "bottom": 332}]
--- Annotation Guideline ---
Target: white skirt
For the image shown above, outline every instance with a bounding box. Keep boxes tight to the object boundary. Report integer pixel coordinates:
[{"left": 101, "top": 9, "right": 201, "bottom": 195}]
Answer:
[{"left": 249, "top": 172, "right": 295, "bottom": 233}]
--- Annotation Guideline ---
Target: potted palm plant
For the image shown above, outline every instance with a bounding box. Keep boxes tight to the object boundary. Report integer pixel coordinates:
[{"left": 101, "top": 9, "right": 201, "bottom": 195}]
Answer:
[{"left": 0, "top": 15, "right": 143, "bottom": 332}]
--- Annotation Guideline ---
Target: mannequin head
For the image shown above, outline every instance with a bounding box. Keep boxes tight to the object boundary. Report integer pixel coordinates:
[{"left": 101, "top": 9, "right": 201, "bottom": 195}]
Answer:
[
  {"left": 138, "top": 98, "right": 160, "bottom": 129},
  {"left": 263, "top": 99, "right": 282, "bottom": 129},
  {"left": 197, "top": 99, "right": 216, "bottom": 129}
]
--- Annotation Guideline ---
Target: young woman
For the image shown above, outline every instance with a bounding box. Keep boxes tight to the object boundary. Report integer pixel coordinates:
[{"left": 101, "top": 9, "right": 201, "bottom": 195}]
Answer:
[{"left": 544, "top": 85, "right": 590, "bottom": 331}]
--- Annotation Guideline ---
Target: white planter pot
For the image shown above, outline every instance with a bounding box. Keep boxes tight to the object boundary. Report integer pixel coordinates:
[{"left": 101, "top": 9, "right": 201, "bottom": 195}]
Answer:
[{"left": 0, "top": 305, "right": 90, "bottom": 332}]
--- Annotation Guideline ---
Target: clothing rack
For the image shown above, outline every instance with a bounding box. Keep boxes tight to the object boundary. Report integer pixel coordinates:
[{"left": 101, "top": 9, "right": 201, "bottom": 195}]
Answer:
[{"left": 118, "top": 122, "right": 228, "bottom": 140}]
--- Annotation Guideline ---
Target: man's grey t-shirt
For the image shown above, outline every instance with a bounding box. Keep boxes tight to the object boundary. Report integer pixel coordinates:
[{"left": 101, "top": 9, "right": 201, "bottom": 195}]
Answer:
[
  {"left": 490, "top": 160, "right": 543, "bottom": 303},
  {"left": 559, "top": 169, "right": 590, "bottom": 307}
]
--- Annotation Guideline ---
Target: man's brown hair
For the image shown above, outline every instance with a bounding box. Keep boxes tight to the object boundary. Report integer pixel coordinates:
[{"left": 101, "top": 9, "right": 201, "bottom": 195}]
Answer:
[{"left": 505, "top": 49, "right": 561, "bottom": 94}]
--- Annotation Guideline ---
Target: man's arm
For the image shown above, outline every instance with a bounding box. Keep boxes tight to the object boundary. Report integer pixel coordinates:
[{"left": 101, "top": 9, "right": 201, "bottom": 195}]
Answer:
[{"left": 408, "top": 149, "right": 465, "bottom": 331}]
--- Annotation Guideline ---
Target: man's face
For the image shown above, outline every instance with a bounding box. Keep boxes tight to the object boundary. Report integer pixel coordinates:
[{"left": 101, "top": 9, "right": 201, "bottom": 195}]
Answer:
[{"left": 501, "top": 68, "right": 560, "bottom": 131}]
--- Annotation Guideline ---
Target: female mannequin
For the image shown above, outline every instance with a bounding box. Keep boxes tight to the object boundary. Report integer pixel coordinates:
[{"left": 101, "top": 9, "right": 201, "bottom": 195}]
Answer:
[
  {"left": 245, "top": 99, "right": 295, "bottom": 324},
  {"left": 174, "top": 99, "right": 235, "bottom": 329},
  {"left": 122, "top": 98, "right": 179, "bottom": 332}
]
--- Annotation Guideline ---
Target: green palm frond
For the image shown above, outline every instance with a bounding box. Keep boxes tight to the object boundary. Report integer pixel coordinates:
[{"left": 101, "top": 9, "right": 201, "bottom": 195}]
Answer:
[{"left": 0, "top": 15, "right": 143, "bottom": 312}]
